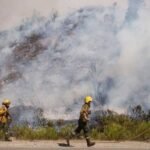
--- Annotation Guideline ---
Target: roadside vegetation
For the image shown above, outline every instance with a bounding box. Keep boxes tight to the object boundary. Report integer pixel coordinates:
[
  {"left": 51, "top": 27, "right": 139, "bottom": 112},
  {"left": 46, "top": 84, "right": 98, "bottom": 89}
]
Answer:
[{"left": 0, "top": 105, "right": 149, "bottom": 141}]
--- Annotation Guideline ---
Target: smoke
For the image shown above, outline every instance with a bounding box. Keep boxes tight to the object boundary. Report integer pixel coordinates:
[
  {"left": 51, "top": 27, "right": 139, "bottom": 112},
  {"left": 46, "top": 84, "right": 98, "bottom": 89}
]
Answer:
[
  {"left": 0, "top": 0, "right": 150, "bottom": 120},
  {"left": 109, "top": 0, "right": 150, "bottom": 111},
  {"left": 124, "top": 0, "right": 144, "bottom": 23},
  {"left": 0, "top": 0, "right": 127, "bottom": 31}
]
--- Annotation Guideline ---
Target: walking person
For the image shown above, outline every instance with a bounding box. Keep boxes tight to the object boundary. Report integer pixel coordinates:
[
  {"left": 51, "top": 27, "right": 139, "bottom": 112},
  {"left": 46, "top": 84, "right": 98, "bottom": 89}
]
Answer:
[
  {"left": 66, "top": 96, "right": 95, "bottom": 147},
  {"left": 0, "top": 99, "right": 12, "bottom": 141}
]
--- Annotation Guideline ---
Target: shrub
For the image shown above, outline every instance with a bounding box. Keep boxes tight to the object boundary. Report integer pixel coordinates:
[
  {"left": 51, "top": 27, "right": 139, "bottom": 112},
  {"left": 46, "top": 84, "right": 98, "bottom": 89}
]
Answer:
[
  {"left": 9, "top": 114, "right": 150, "bottom": 141},
  {"left": 91, "top": 128, "right": 106, "bottom": 140},
  {"left": 12, "top": 126, "right": 58, "bottom": 140},
  {"left": 131, "top": 121, "right": 150, "bottom": 140},
  {"left": 103, "top": 123, "right": 130, "bottom": 140},
  {"left": 0, "top": 130, "right": 4, "bottom": 139},
  {"left": 59, "top": 124, "right": 75, "bottom": 138}
]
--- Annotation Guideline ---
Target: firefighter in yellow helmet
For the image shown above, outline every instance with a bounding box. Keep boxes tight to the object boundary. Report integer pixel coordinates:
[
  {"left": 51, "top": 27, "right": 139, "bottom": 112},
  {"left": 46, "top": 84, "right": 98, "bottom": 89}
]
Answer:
[
  {"left": 66, "top": 96, "right": 95, "bottom": 147},
  {"left": 0, "top": 99, "right": 12, "bottom": 141}
]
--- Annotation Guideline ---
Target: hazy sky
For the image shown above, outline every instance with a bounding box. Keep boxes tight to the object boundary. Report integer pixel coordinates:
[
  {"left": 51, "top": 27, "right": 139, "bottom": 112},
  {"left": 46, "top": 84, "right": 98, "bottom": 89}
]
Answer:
[{"left": 0, "top": 0, "right": 128, "bottom": 31}]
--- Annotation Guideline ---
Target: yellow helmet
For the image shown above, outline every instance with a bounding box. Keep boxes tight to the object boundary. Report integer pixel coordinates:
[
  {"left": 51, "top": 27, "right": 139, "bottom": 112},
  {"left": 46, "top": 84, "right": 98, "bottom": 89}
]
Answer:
[
  {"left": 2, "top": 99, "right": 11, "bottom": 105},
  {"left": 84, "top": 96, "right": 93, "bottom": 103}
]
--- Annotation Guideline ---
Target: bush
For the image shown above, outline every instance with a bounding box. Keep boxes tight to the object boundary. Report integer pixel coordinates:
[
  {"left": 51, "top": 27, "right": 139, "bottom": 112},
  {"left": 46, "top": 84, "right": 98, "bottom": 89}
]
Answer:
[
  {"left": 8, "top": 114, "right": 150, "bottom": 141},
  {"left": 104, "top": 123, "right": 130, "bottom": 140},
  {"left": 0, "top": 130, "right": 4, "bottom": 139},
  {"left": 12, "top": 126, "right": 58, "bottom": 140},
  {"left": 91, "top": 128, "right": 106, "bottom": 140},
  {"left": 59, "top": 124, "right": 75, "bottom": 138},
  {"left": 91, "top": 114, "right": 150, "bottom": 141},
  {"left": 131, "top": 121, "right": 150, "bottom": 140}
]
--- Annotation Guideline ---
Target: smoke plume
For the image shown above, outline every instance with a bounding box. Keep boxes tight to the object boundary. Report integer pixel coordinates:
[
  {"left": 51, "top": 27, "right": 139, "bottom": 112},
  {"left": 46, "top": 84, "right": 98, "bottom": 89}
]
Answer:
[{"left": 0, "top": 0, "right": 150, "bottom": 120}]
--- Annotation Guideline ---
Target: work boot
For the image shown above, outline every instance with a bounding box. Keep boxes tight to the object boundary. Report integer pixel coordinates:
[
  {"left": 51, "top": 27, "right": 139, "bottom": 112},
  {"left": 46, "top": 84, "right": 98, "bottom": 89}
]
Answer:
[
  {"left": 66, "top": 138, "right": 70, "bottom": 146},
  {"left": 86, "top": 138, "right": 95, "bottom": 147},
  {"left": 66, "top": 130, "right": 77, "bottom": 146},
  {"left": 4, "top": 132, "right": 12, "bottom": 142},
  {"left": 5, "top": 137, "right": 12, "bottom": 142}
]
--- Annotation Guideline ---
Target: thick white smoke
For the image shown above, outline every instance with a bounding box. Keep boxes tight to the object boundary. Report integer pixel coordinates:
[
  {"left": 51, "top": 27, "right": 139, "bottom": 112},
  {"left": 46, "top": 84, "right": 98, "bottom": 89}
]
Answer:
[{"left": 0, "top": 0, "right": 149, "bottom": 119}]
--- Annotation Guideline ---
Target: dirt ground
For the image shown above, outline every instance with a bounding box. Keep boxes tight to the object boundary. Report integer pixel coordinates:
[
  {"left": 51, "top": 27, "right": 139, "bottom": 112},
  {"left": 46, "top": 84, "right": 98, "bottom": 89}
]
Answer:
[{"left": 0, "top": 140, "right": 149, "bottom": 150}]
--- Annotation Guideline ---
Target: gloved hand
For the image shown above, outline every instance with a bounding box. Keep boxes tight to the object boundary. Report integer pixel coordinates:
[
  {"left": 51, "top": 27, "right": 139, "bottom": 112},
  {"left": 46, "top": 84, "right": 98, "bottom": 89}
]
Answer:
[
  {"left": 88, "top": 110, "right": 91, "bottom": 114},
  {"left": 7, "top": 117, "right": 12, "bottom": 124}
]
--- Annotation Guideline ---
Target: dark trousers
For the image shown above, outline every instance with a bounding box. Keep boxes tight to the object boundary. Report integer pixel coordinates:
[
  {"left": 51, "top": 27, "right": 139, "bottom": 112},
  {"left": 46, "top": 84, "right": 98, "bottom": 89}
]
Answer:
[
  {"left": 74, "top": 119, "right": 89, "bottom": 138},
  {"left": 0, "top": 123, "right": 9, "bottom": 139}
]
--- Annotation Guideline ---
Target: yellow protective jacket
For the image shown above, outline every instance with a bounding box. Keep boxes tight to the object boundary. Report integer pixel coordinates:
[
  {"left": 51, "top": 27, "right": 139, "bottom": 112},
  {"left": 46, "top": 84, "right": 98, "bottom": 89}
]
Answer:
[
  {"left": 0, "top": 105, "right": 9, "bottom": 124},
  {"left": 79, "top": 103, "right": 90, "bottom": 122}
]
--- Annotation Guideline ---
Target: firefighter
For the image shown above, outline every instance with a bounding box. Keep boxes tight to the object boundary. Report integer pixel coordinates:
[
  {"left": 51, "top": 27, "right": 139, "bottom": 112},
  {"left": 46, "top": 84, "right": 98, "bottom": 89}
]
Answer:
[
  {"left": 66, "top": 96, "right": 95, "bottom": 147},
  {"left": 0, "top": 99, "right": 12, "bottom": 141}
]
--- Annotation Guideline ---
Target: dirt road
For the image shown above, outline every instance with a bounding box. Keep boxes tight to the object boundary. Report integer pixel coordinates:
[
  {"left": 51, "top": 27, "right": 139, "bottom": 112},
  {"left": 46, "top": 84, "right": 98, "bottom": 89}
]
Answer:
[{"left": 0, "top": 140, "right": 149, "bottom": 150}]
